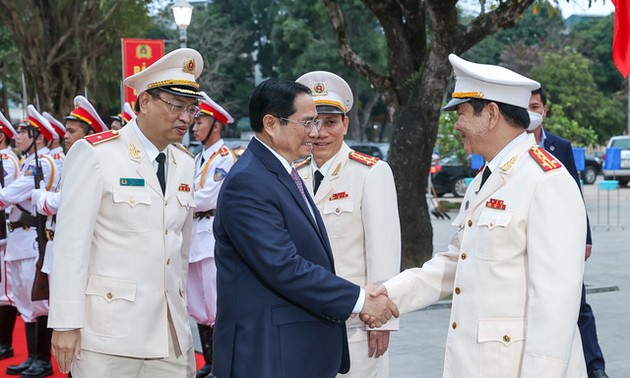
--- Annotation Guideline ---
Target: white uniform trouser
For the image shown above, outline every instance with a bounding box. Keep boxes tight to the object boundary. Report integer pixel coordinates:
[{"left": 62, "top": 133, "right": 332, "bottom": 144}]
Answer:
[
  {"left": 337, "top": 328, "right": 389, "bottom": 378},
  {"left": 72, "top": 319, "right": 195, "bottom": 378},
  {"left": 186, "top": 257, "right": 217, "bottom": 326},
  {"left": 6, "top": 257, "right": 48, "bottom": 322},
  {"left": 0, "top": 244, "right": 12, "bottom": 306}
]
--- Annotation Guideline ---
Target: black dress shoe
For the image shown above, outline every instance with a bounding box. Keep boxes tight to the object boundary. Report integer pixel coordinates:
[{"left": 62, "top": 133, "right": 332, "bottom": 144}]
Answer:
[
  {"left": 19, "top": 359, "right": 53, "bottom": 378},
  {"left": 196, "top": 363, "right": 212, "bottom": 378},
  {"left": 6, "top": 356, "right": 34, "bottom": 375},
  {"left": 589, "top": 370, "right": 610, "bottom": 378},
  {"left": 0, "top": 343, "right": 14, "bottom": 360}
]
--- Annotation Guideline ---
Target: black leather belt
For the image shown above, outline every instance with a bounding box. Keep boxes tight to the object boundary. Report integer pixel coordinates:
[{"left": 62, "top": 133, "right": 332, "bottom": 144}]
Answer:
[{"left": 193, "top": 209, "right": 216, "bottom": 219}]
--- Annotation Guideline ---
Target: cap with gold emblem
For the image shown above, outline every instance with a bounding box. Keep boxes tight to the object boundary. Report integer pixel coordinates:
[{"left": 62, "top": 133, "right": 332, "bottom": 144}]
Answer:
[
  {"left": 27, "top": 105, "right": 58, "bottom": 141},
  {"left": 43, "top": 112, "right": 66, "bottom": 139},
  {"left": 199, "top": 92, "right": 234, "bottom": 125},
  {"left": 124, "top": 48, "right": 204, "bottom": 99},
  {"left": 0, "top": 110, "right": 17, "bottom": 140},
  {"left": 443, "top": 54, "right": 540, "bottom": 111},
  {"left": 66, "top": 95, "right": 109, "bottom": 133},
  {"left": 296, "top": 71, "right": 353, "bottom": 114}
]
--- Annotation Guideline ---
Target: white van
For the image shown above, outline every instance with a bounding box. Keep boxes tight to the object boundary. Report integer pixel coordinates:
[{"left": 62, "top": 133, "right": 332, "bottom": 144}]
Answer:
[{"left": 603, "top": 135, "right": 630, "bottom": 186}]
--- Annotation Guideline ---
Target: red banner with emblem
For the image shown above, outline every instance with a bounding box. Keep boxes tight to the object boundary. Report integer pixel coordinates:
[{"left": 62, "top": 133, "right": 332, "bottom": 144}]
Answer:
[{"left": 121, "top": 38, "right": 165, "bottom": 109}]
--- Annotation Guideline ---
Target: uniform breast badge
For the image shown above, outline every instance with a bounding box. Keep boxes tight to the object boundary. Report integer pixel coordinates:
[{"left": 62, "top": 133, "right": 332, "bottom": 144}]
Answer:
[
  {"left": 178, "top": 183, "right": 191, "bottom": 192},
  {"left": 329, "top": 192, "right": 349, "bottom": 201},
  {"left": 120, "top": 178, "right": 145, "bottom": 186},
  {"left": 485, "top": 198, "right": 506, "bottom": 210}
]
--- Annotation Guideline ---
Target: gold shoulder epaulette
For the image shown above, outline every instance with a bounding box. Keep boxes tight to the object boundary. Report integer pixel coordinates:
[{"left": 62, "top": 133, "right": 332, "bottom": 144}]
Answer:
[
  {"left": 349, "top": 151, "right": 379, "bottom": 166},
  {"left": 85, "top": 130, "right": 120, "bottom": 145},
  {"left": 294, "top": 155, "right": 311, "bottom": 169},
  {"left": 529, "top": 146, "right": 563, "bottom": 172},
  {"left": 172, "top": 143, "right": 194, "bottom": 158},
  {"left": 219, "top": 145, "right": 230, "bottom": 156},
  {"left": 1, "top": 154, "right": 7, "bottom": 160}
]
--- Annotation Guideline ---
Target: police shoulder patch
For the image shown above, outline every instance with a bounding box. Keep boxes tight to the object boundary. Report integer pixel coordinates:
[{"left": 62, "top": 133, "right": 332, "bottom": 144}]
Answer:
[
  {"left": 172, "top": 143, "right": 194, "bottom": 158},
  {"left": 293, "top": 156, "right": 311, "bottom": 169},
  {"left": 349, "top": 151, "right": 379, "bottom": 166},
  {"left": 85, "top": 130, "right": 120, "bottom": 145},
  {"left": 214, "top": 168, "right": 227, "bottom": 182},
  {"left": 529, "top": 146, "right": 563, "bottom": 172}
]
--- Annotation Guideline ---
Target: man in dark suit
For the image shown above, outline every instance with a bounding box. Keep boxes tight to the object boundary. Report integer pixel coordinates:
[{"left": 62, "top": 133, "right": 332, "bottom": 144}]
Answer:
[
  {"left": 212, "top": 79, "right": 398, "bottom": 378},
  {"left": 528, "top": 88, "right": 609, "bottom": 378}
]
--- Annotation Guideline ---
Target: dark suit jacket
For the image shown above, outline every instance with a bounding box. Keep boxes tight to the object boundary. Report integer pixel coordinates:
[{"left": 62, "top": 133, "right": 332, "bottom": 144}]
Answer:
[
  {"left": 212, "top": 137, "right": 359, "bottom": 378},
  {"left": 544, "top": 130, "right": 592, "bottom": 244}
]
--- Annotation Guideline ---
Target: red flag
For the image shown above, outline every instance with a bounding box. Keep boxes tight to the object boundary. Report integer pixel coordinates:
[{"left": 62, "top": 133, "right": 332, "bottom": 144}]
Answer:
[{"left": 612, "top": 0, "right": 630, "bottom": 78}]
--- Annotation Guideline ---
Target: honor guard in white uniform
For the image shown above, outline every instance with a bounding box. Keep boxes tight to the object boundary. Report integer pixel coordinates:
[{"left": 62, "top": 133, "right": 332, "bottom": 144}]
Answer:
[
  {"left": 1, "top": 105, "right": 58, "bottom": 377},
  {"left": 122, "top": 101, "right": 136, "bottom": 126},
  {"left": 33, "top": 96, "right": 109, "bottom": 277},
  {"left": 372, "top": 54, "right": 588, "bottom": 377},
  {"left": 188, "top": 92, "right": 236, "bottom": 378},
  {"left": 42, "top": 111, "right": 66, "bottom": 182},
  {"left": 49, "top": 48, "right": 202, "bottom": 378},
  {"left": 295, "top": 71, "right": 401, "bottom": 378},
  {"left": 0, "top": 113, "right": 20, "bottom": 362}
]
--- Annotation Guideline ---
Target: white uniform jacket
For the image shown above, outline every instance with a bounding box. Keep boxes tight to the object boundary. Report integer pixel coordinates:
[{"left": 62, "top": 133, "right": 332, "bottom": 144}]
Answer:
[
  {"left": 384, "top": 134, "right": 587, "bottom": 378},
  {"left": 48, "top": 122, "right": 196, "bottom": 358},
  {"left": 189, "top": 139, "right": 236, "bottom": 263},
  {"left": 298, "top": 142, "right": 401, "bottom": 331},
  {"left": 49, "top": 146, "right": 65, "bottom": 191},
  {"left": 0, "top": 147, "right": 55, "bottom": 261}
]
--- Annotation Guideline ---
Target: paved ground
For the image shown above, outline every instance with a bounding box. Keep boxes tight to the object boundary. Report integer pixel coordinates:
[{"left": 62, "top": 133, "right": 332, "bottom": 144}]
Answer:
[{"left": 389, "top": 179, "right": 630, "bottom": 377}]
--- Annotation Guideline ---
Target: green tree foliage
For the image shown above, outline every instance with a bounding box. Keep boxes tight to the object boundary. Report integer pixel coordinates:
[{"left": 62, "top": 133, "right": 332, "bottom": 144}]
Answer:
[
  {"left": 0, "top": 25, "right": 21, "bottom": 118},
  {"left": 187, "top": 5, "right": 253, "bottom": 121},
  {"left": 543, "top": 103, "right": 598, "bottom": 147},
  {"left": 0, "top": 0, "right": 153, "bottom": 119},
  {"left": 529, "top": 50, "right": 626, "bottom": 141},
  {"left": 570, "top": 14, "right": 623, "bottom": 95}
]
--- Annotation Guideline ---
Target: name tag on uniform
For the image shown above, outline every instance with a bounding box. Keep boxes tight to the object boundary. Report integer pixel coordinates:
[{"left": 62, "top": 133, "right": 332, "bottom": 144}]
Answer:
[{"left": 120, "top": 178, "right": 145, "bottom": 186}]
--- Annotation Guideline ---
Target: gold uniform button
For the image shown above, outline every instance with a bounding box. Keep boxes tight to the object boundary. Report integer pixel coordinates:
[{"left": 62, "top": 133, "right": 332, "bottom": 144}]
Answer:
[
  {"left": 503, "top": 335, "right": 511, "bottom": 343},
  {"left": 335, "top": 208, "right": 340, "bottom": 214},
  {"left": 454, "top": 287, "right": 461, "bottom": 295},
  {"left": 106, "top": 292, "right": 113, "bottom": 300},
  {"left": 467, "top": 220, "right": 473, "bottom": 227},
  {"left": 166, "top": 258, "right": 171, "bottom": 265},
  {"left": 165, "top": 229, "right": 169, "bottom": 235},
  {"left": 451, "top": 322, "right": 457, "bottom": 329},
  {"left": 461, "top": 253, "right": 467, "bottom": 260},
  {"left": 130, "top": 198, "right": 136, "bottom": 205},
  {"left": 179, "top": 288, "right": 184, "bottom": 297}
]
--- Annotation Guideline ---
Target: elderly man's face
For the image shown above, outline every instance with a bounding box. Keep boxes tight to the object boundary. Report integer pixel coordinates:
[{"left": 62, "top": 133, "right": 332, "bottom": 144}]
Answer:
[{"left": 454, "top": 102, "right": 493, "bottom": 155}]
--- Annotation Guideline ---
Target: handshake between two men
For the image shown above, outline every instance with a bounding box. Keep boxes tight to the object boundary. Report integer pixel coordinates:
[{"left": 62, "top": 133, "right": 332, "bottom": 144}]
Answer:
[{"left": 355, "top": 284, "right": 398, "bottom": 328}]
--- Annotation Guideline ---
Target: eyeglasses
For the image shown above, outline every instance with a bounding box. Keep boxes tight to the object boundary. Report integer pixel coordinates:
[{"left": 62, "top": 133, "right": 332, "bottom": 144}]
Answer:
[
  {"left": 271, "top": 115, "right": 323, "bottom": 131},
  {"left": 153, "top": 95, "right": 201, "bottom": 118}
]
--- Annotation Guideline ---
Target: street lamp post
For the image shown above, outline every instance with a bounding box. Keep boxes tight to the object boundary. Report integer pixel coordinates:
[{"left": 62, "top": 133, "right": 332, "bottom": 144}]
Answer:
[{"left": 172, "top": 0, "right": 194, "bottom": 48}]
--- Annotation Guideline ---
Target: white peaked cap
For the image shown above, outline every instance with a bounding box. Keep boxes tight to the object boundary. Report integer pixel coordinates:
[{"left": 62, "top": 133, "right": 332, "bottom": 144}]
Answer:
[{"left": 443, "top": 54, "right": 540, "bottom": 111}]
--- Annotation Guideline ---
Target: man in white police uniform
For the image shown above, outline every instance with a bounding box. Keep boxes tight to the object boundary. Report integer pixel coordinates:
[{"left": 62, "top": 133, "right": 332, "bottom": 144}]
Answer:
[
  {"left": 0, "top": 112, "right": 20, "bottom": 362},
  {"left": 370, "top": 54, "right": 588, "bottom": 377},
  {"left": 296, "top": 71, "right": 401, "bottom": 378},
  {"left": 0, "top": 105, "right": 58, "bottom": 377},
  {"left": 48, "top": 48, "right": 201, "bottom": 378},
  {"left": 188, "top": 92, "right": 236, "bottom": 378}
]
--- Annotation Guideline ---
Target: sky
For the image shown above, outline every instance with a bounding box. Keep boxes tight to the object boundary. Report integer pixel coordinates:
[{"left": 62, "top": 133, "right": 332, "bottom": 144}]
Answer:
[{"left": 556, "top": 0, "right": 615, "bottom": 17}]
